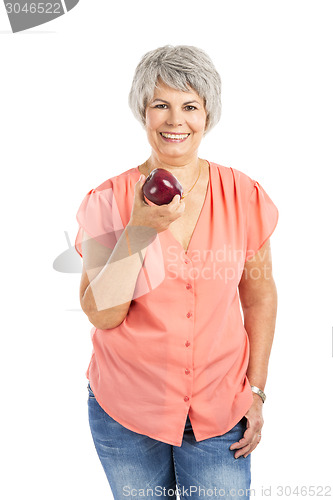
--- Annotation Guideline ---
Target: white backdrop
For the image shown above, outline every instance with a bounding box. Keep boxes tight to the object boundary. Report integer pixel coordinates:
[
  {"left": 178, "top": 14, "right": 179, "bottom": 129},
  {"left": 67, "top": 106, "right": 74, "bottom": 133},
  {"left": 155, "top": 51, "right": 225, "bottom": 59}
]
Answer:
[{"left": 1, "top": 1, "right": 332, "bottom": 499}]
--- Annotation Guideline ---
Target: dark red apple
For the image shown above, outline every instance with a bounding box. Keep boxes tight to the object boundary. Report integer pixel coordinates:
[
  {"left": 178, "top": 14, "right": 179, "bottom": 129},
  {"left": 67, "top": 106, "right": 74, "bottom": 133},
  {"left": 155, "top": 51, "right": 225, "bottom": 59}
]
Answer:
[{"left": 142, "top": 168, "right": 183, "bottom": 205}]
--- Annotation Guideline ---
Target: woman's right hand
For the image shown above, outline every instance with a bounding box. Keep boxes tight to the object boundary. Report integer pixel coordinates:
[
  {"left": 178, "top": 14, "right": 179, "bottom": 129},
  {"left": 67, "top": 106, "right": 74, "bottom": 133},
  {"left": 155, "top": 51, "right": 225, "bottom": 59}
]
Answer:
[{"left": 128, "top": 174, "right": 186, "bottom": 233}]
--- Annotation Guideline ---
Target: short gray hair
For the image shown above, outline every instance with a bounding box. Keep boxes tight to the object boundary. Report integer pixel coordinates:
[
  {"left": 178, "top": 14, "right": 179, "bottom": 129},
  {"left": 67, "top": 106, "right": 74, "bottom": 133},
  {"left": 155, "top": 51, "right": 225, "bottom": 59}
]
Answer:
[{"left": 128, "top": 45, "right": 222, "bottom": 135}]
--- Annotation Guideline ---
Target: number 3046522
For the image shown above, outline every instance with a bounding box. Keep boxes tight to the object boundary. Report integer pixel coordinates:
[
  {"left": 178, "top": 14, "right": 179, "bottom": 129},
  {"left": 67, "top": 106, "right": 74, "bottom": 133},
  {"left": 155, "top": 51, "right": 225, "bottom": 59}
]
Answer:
[{"left": 5, "top": 3, "right": 61, "bottom": 14}]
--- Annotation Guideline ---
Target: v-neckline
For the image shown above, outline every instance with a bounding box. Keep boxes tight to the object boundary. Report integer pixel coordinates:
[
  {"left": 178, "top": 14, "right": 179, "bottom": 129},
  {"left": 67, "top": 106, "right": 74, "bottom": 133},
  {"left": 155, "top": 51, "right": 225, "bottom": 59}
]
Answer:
[
  {"left": 166, "top": 160, "right": 211, "bottom": 254},
  {"left": 136, "top": 160, "right": 211, "bottom": 255}
]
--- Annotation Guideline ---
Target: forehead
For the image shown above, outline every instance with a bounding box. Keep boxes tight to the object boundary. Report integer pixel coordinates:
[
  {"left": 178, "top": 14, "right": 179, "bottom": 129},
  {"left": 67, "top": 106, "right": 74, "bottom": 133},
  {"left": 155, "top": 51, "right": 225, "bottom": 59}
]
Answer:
[{"left": 153, "top": 79, "right": 203, "bottom": 103}]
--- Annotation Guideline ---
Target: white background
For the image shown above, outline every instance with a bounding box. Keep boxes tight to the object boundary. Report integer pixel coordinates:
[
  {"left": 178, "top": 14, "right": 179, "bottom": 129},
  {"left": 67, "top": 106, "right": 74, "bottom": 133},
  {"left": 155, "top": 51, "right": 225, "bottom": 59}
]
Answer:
[{"left": 1, "top": 1, "right": 332, "bottom": 499}]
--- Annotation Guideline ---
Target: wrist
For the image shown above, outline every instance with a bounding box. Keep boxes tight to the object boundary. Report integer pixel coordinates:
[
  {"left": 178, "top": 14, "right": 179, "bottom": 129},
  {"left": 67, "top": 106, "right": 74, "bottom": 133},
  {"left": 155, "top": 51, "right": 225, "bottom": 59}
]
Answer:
[
  {"left": 252, "top": 392, "right": 264, "bottom": 404},
  {"left": 250, "top": 385, "right": 266, "bottom": 404},
  {"left": 124, "top": 223, "right": 157, "bottom": 252}
]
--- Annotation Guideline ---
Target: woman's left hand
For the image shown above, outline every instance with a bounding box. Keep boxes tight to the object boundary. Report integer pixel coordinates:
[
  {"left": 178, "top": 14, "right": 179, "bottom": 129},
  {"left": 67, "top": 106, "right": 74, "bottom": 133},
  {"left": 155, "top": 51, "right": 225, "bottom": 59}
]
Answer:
[{"left": 229, "top": 395, "right": 264, "bottom": 459}]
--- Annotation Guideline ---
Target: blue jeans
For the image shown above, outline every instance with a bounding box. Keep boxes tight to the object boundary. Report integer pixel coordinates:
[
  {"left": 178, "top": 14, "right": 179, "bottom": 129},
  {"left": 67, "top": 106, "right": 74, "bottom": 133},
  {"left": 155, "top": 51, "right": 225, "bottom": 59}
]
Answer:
[{"left": 87, "top": 382, "right": 251, "bottom": 499}]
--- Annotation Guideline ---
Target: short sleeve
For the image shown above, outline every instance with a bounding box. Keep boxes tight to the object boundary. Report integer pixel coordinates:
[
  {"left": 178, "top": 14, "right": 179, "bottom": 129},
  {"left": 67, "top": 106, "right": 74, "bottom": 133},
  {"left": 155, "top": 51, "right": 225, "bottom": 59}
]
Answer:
[
  {"left": 74, "top": 184, "right": 124, "bottom": 258},
  {"left": 245, "top": 181, "right": 279, "bottom": 261}
]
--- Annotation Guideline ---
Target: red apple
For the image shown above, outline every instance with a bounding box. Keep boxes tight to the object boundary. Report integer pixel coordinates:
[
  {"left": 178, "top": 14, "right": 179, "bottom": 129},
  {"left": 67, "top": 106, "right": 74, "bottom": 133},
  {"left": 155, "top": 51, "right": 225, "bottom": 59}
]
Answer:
[{"left": 142, "top": 168, "right": 183, "bottom": 205}]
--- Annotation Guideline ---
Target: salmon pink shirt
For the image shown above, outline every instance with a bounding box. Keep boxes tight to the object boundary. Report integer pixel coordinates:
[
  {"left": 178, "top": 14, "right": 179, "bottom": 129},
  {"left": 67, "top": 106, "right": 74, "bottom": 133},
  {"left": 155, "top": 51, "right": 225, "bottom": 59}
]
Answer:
[{"left": 75, "top": 161, "right": 278, "bottom": 447}]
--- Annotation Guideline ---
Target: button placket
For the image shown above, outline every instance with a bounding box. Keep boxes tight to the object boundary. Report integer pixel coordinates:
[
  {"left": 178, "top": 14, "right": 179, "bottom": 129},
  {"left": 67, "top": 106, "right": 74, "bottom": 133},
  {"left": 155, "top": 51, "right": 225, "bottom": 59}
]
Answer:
[{"left": 183, "top": 255, "right": 194, "bottom": 405}]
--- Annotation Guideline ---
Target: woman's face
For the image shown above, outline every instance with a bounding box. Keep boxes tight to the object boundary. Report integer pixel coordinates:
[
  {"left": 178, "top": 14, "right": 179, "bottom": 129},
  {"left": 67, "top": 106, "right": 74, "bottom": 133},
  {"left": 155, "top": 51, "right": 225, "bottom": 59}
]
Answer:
[{"left": 145, "top": 80, "right": 207, "bottom": 164}]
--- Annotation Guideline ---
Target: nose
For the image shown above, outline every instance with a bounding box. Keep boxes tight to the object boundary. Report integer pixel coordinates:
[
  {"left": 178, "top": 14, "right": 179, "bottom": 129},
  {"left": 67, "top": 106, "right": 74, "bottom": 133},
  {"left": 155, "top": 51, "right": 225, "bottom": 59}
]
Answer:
[{"left": 165, "top": 108, "right": 184, "bottom": 127}]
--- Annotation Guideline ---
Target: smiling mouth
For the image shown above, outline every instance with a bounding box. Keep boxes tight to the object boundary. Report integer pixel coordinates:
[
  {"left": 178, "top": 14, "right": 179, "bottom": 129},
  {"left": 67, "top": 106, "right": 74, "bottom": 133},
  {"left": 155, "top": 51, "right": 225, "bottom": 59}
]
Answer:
[{"left": 160, "top": 132, "right": 190, "bottom": 141}]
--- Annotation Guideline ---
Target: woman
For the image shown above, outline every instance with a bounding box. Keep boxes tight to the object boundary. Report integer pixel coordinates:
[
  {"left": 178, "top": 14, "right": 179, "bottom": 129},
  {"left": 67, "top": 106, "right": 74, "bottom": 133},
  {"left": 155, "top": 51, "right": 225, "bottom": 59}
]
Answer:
[{"left": 75, "top": 45, "right": 278, "bottom": 499}]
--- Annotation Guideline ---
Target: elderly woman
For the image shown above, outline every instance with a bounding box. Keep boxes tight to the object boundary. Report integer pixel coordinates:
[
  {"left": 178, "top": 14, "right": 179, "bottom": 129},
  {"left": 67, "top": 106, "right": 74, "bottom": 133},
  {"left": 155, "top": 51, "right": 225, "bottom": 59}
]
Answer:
[{"left": 75, "top": 45, "right": 278, "bottom": 499}]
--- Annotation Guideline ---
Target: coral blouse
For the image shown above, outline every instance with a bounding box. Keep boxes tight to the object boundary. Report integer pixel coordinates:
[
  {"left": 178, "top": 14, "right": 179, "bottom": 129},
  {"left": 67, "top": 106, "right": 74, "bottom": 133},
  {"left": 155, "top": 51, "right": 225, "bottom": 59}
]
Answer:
[{"left": 75, "top": 161, "right": 278, "bottom": 447}]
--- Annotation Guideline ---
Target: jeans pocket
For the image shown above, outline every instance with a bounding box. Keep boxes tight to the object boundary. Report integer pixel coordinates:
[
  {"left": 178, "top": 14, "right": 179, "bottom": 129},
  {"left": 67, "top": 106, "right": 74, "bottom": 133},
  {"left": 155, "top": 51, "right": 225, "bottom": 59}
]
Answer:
[
  {"left": 87, "top": 381, "right": 95, "bottom": 398},
  {"left": 235, "top": 416, "right": 248, "bottom": 430}
]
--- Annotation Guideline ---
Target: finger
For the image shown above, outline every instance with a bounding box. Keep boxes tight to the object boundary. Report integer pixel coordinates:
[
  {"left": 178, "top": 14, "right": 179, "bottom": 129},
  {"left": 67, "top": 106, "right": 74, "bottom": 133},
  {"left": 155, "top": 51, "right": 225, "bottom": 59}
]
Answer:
[
  {"left": 170, "top": 194, "right": 181, "bottom": 205},
  {"left": 138, "top": 174, "right": 146, "bottom": 189},
  {"left": 235, "top": 432, "right": 262, "bottom": 459},
  {"left": 243, "top": 449, "right": 253, "bottom": 459},
  {"left": 243, "top": 438, "right": 261, "bottom": 459},
  {"left": 171, "top": 195, "right": 186, "bottom": 213},
  {"left": 229, "top": 427, "right": 254, "bottom": 450},
  {"left": 135, "top": 174, "right": 145, "bottom": 185},
  {"left": 230, "top": 411, "right": 263, "bottom": 448},
  {"left": 234, "top": 434, "right": 261, "bottom": 459},
  {"left": 234, "top": 443, "right": 252, "bottom": 459},
  {"left": 230, "top": 439, "right": 251, "bottom": 451},
  {"left": 135, "top": 175, "right": 147, "bottom": 204}
]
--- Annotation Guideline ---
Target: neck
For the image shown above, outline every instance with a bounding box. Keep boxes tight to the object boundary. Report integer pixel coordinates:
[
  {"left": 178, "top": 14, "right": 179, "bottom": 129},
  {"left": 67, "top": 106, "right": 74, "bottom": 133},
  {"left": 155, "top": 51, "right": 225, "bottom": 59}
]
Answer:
[{"left": 144, "top": 154, "right": 203, "bottom": 187}]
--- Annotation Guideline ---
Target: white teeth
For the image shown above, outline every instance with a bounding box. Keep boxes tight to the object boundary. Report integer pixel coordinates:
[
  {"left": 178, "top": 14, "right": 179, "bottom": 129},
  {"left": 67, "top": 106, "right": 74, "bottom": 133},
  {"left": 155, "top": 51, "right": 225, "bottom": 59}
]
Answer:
[{"left": 161, "top": 133, "right": 189, "bottom": 139}]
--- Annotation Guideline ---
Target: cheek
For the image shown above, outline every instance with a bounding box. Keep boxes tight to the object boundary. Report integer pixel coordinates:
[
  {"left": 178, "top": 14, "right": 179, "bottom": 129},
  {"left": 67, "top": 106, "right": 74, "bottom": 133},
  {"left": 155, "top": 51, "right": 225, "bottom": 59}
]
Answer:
[
  {"left": 145, "top": 109, "right": 162, "bottom": 130},
  {"left": 190, "top": 113, "right": 207, "bottom": 133}
]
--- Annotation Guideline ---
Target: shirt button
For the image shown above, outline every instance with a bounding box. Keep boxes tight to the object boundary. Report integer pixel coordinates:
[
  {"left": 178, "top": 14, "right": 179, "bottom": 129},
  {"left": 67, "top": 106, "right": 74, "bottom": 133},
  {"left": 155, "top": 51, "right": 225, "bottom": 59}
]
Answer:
[
  {"left": 184, "top": 396, "right": 189, "bottom": 402},
  {"left": 186, "top": 312, "right": 192, "bottom": 318},
  {"left": 186, "top": 283, "right": 192, "bottom": 290},
  {"left": 184, "top": 259, "right": 190, "bottom": 264},
  {"left": 185, "top": 369, "right": 190, "bottom": 375},
  {"left": 185, "top": 341, "right": 190, "bottom": 347}
]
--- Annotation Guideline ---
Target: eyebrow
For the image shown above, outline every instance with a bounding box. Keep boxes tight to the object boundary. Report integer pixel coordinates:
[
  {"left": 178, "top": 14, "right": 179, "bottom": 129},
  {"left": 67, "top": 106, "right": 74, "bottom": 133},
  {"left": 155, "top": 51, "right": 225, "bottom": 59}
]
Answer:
[{"left": 151, "top": 98, "right": 201, "bottom": 106}]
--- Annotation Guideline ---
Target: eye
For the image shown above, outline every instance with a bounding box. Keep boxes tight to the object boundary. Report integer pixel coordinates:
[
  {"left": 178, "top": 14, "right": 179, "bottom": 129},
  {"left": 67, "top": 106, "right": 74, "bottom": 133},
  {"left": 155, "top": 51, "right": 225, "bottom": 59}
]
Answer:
[
  {"left": 154, "top": 104, "right": 168, "bottom": 109},
  {"left": 184, "top": 105, "right": 197, "bottom": 111}
]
